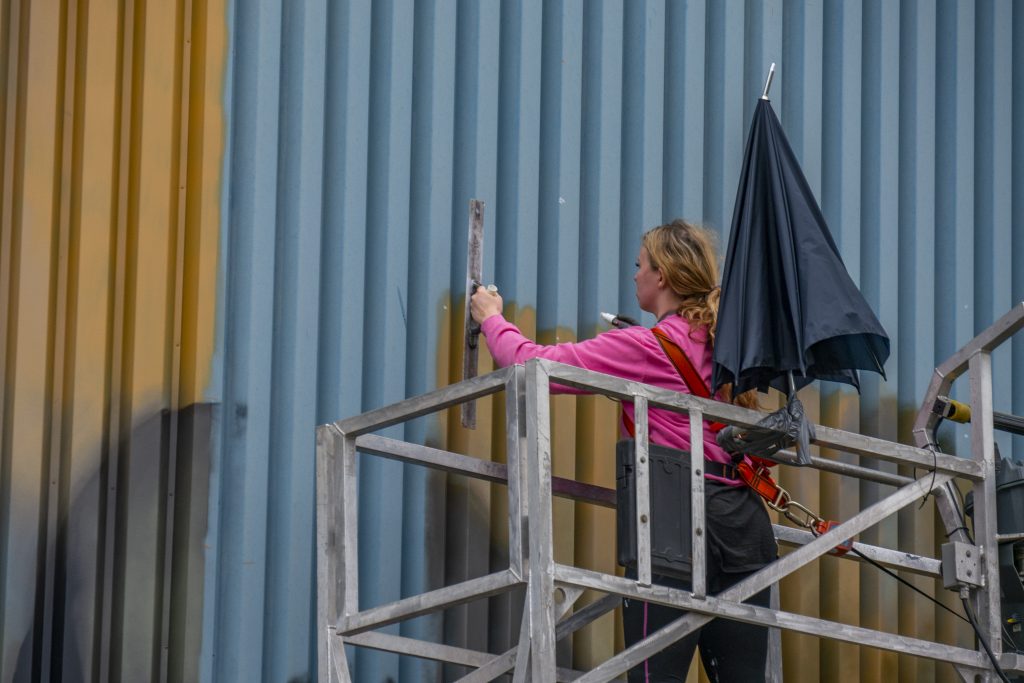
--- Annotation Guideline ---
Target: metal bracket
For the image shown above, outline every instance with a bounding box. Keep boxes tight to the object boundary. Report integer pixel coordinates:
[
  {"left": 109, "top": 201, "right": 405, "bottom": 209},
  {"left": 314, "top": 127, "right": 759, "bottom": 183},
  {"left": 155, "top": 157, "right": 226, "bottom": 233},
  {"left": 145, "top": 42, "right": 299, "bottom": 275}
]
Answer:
[{"left": 941, "top": 541, "right": 984, "bottom": 590}]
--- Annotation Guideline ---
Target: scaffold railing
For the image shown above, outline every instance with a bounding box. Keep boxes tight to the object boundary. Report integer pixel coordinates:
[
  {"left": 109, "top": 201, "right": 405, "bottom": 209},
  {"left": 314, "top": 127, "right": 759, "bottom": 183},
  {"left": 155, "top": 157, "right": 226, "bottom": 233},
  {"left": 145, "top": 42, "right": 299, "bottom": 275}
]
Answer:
[{"left": 317, "top": 303, "right": 1024, "bottom": 682}]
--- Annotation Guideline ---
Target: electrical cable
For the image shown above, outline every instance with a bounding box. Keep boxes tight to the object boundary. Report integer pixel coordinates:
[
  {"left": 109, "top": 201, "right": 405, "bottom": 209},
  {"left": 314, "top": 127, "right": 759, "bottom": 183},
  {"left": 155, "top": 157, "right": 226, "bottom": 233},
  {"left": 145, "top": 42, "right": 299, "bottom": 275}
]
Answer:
[
  {"left": 948, "top": 480, "right": 975, "bottom": 543},
  {"left": 1003, "top": 624, "right": 1020, "bottom": 653},
  {"left": 849, "top": 548, "right": 969, "bottom": 625},
  {"left": 939, "top": 479, "right": 975, "bottom": 543},
  {"left": 851, "top": 401, "right": 1017, "bottom": 675},
  {"left": 913, "top": 433, "right": 974, "bottom": 542},
  {"left": 853, "top": 549, "right": 1018, "bottom": 679},
  {"left": 931, "top": 427, "right": 973, "bottom": 539},
  {"left": 936, "top": 423, "right": 1017, "bottom": 675},
  {"left": 962, "top": 596, "right": 1013, "bottom": 683},
  {"left": 917, "top": 441, "right": 939, "bottom": 511},
  {"left": 952, "top": 476, "right": 969, "bottom": 519}
]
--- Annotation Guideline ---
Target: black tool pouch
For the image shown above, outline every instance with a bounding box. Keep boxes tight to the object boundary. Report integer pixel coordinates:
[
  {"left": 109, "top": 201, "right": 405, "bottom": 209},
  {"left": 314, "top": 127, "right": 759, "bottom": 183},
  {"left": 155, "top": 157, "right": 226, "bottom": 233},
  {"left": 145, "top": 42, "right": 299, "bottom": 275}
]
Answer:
[{"left": 615, "top": 440, "right": 693, "bottom": 581}]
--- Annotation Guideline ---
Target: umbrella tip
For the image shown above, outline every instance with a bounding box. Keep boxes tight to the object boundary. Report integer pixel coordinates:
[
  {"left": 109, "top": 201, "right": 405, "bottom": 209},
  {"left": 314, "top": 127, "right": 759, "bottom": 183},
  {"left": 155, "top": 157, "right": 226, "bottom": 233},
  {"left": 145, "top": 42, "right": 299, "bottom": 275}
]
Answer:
[{"left": 761, "top": 63, "right": 776, "bottom": 100}]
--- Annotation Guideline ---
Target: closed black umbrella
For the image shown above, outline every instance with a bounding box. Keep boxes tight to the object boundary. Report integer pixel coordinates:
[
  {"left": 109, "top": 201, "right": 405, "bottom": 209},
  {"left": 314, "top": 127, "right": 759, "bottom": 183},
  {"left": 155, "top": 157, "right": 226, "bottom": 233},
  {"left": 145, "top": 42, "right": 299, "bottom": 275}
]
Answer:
[{"left": 712, "top": 67, "right": 890, "bottom": 463}]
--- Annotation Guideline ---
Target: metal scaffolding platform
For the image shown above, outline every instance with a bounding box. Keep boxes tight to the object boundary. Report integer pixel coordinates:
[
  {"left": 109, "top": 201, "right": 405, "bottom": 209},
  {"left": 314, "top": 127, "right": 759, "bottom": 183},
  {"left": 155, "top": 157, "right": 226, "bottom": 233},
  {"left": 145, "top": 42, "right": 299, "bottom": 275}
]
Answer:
[{"left": 317, "top": 304, "right": 1024, "bottom": 682}]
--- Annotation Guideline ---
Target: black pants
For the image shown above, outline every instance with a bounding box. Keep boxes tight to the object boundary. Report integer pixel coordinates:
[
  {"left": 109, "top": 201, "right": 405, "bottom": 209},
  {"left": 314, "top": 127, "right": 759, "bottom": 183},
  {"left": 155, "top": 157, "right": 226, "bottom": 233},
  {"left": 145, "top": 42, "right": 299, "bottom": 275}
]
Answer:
[
  {"left": 617, "top": 460, "right": 778, "bottom": 682},
  {"left": 622, "top": 568, "right": 772, "bottom": 682}
]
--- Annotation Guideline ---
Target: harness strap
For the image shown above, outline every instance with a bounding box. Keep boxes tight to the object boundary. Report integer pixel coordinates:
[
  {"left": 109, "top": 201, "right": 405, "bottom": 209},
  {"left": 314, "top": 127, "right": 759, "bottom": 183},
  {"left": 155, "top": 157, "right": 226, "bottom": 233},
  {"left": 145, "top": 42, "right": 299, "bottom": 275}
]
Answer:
[
  {"left": 737, "top": 461, "right": 852, "bottom": 556},
  {"left": 650, "top": 326, "right": 727, "bottom": 433},
  {"left": 621, "top": 325, "right": 726, "bottom": 439},
  {"left": 735, "top": 461, "right": 784, "bottom": 505},
  {"left": 621, "top": 325, "right": 738, "bottom": 481},
  {"left": 621, "top": 325, "right": 851, "bottom": 551}
]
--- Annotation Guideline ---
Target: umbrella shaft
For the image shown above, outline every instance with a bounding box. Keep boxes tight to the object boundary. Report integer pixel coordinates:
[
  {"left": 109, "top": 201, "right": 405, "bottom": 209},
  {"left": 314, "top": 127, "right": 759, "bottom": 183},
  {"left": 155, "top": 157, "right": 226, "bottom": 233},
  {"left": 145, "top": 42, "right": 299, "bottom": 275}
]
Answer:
[{"left": 761, "top": 62, "right": 776, "bottom": 100}]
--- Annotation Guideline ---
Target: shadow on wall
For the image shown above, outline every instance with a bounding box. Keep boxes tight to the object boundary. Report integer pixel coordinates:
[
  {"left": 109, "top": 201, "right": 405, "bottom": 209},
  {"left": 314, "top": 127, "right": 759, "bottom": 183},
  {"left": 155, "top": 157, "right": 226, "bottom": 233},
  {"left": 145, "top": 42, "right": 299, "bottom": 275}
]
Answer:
[{"left": 9, "top": 403, "right": 214, "bottom": 683}]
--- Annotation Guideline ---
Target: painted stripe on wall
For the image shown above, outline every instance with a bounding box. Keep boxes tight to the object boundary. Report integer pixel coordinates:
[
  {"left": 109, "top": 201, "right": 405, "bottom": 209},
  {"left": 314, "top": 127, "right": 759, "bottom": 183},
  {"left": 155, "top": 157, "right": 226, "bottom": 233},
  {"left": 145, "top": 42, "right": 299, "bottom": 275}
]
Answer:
[{"left": 0, "top": 0, "right": 226, "bottom": 681}]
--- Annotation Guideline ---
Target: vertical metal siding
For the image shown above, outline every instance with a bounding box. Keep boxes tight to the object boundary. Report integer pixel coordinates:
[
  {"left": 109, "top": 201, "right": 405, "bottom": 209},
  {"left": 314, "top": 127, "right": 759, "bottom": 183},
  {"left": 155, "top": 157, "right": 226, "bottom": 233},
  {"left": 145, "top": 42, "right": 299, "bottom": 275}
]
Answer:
[
  {"left": 859, "top": 5, "right": 903, "bottom": 680},
  {"left": 213, "top": 1, "right": 282, "bottom": 679},
  {"left": 213, "top": 1, "right": 1024, "bottom": 681},
  {"left": 580, "top": 0, "right": 623, "bottom": 327},
  {"left": 0, "top": 0, "right": 226, "bottom": 681},
  {"left": 1015, "top": 0, "right": 1024, "bottom": 464},
  {"left": 8, "top": 0, "right": 1024, "bottom": 682},
  {"left": 265, "top": 1, "right": 327, "bottom": 680},
  {"left": 400, "top": 1, "right": 457, "bottom": 681}
]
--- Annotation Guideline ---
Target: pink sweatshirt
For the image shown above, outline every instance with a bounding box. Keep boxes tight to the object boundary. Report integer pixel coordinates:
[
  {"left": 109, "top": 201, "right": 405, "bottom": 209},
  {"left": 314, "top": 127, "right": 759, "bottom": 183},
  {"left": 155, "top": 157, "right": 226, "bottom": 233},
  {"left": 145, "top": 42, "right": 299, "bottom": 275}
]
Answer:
[{"left": 480, "top": 313, "right": 743, "bottom": 485}]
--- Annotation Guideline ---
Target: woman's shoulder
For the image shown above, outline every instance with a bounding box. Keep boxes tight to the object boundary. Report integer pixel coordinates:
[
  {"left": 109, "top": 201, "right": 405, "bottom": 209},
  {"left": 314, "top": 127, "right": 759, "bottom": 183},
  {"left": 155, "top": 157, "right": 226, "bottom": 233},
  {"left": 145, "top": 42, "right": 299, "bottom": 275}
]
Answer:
[
  {"left": 592, "top": 323, "right": 658, "bottom": 349},
  {"left": 657, "top": 314, "right": 710, "bottom": 344}
]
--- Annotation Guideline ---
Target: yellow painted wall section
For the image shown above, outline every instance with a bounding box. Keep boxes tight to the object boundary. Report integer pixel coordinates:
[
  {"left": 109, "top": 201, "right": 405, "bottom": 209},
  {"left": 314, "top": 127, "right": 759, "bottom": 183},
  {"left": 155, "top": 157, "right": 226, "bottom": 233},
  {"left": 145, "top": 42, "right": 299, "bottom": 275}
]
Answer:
[{"left": 0, "top": 0, "right": 225, "bottom": 680}]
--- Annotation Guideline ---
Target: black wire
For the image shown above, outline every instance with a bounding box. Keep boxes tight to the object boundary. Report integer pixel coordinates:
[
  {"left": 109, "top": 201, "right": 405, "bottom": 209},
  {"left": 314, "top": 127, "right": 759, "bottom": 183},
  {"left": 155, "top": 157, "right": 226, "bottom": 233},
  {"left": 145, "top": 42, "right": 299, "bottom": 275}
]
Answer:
[
  {"left": 859, "top": 422, "right": 1015, "bottom": 675},
  {"left": 849, "top": 547, "right": 969, "bottom": 625},
  {"left": 944, "top": 478, "right": 974, "bottom": 539},
  {"left": 816, "top": 429, "right": 966, "bottom": 626},
  {"left": 927, "top": 429, "right": 975, "bottom": 541},
  {"left": 945, "top": 480, "right": 976, "bottom": 544},
  {"left": 914, "top": 438, "right": 977, "bottom": 547},
  {"left": 962, "top": 596, "right": 1013, "bottom": 683},
  {"left": 853, "top": 548, "right": 1019, "bottom": 678},
  {"left": 1003, "top": 624, "right": 1020, "bottom": 652},
  {"left": 944, "top": 525, "right": 972, "bottom": 540},
  {"left": 917, "top": 442, "right": 939, "bottom": 510}
]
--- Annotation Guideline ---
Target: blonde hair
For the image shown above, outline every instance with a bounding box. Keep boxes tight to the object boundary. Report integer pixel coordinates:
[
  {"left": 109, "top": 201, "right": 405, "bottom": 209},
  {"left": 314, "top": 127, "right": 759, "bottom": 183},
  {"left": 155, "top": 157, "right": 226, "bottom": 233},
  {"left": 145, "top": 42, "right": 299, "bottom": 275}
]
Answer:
[{"left": 642, "top": 219, "right": 758, "bottom": 410}]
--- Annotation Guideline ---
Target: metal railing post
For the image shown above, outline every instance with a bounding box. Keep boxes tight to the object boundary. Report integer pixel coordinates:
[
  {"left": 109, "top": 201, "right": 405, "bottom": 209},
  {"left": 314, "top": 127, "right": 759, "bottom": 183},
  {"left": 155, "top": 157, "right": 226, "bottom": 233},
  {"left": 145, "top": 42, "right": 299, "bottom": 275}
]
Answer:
[
  {"left": 316, "top": 424, "right": 354, "bottom": 682},
  {"left": 969, "top": 351, "right": 1003, "bottom": 654},
  {"left": 316, "top": 425, "right": 339, "bottom": 682},
  {"left": 524, "top": 360, "right": 557, "bottom": 680},
  {"left": 689, "top": 409, "right": 707, "bottom": 599},
  {"left": 506, "top": 365, "right": 527, "bottom": 578},
  {"left": 634, "top": 397, "right": 652, "bottom": 587}
]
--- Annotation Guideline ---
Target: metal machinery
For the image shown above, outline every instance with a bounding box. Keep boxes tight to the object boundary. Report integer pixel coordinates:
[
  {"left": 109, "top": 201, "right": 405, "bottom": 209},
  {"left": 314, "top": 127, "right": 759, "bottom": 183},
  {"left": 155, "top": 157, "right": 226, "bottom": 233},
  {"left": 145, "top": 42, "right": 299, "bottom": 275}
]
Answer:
[
  {"left": 913, "top": 303, "right": 1024, "bottom": 681},
  {"left": 317, "top": 304, "right": 1024, "bottom": 681}
]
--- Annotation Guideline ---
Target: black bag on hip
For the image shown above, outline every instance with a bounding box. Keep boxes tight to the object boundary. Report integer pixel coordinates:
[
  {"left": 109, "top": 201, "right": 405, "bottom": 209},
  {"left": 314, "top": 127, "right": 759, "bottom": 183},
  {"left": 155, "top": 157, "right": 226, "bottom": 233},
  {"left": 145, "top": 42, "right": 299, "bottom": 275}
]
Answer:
[{"left": 615, "top": 440, "right": 693, "bottom": 581}]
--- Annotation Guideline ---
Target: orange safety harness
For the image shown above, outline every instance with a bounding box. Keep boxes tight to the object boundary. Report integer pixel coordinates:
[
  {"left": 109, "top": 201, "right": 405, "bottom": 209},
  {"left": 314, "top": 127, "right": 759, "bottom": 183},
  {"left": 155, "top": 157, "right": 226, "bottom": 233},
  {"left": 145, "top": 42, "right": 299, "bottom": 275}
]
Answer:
[
  {"left": 623, "top": 325, "right": 852, "bottom": 556},
  {"left": 735, "top": 461, "right": 852, "bottom": 555}
]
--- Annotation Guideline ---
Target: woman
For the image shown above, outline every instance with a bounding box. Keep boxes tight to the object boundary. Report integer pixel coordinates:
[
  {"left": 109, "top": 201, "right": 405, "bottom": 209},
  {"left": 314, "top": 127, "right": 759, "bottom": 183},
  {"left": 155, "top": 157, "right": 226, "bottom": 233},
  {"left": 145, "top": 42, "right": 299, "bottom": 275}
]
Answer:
[{"left": 470, "top": 219, "right": 776, "bottom": 682}]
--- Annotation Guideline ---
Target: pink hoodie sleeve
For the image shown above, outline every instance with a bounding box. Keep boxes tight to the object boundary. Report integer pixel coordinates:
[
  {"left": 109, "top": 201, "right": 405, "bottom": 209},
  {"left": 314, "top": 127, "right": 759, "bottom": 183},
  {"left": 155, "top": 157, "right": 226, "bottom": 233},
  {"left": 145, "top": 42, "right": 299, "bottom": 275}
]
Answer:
[
  {"left": 479, "top": 314, "right": 657, "bottom": 388},
  {"left": 480, "top": 313, "right": 741, "bottom": 483}
]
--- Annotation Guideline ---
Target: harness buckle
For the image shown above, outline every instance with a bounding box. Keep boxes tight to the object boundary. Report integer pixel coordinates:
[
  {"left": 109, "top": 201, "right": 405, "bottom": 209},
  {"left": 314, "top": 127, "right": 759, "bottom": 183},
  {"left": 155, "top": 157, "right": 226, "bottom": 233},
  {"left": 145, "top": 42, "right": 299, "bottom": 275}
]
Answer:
[{"left": 813, "top": 520, "right": 854, "bottom": 556}]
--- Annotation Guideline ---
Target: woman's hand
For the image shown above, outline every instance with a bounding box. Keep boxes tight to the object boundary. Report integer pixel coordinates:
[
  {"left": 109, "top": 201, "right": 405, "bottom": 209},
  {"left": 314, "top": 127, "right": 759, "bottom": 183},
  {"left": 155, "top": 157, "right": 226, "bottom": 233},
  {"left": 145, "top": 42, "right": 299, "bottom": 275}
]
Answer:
[{"left": 471, "top": 285, "right": 503, "bottom": 324}]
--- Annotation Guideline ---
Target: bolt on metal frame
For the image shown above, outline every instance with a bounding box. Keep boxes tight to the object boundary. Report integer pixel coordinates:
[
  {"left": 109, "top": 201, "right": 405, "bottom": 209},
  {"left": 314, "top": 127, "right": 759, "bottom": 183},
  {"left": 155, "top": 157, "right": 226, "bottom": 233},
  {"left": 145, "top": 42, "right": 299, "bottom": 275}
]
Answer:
[{"left": 317, "top": 305, "right": 1024, "bottom": 682}]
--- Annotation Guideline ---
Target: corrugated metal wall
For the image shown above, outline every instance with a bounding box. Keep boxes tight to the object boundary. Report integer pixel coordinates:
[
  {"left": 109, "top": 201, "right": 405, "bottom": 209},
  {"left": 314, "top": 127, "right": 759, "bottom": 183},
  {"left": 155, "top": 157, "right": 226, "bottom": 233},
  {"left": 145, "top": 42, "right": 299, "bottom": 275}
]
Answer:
[
  {"left": 0, "top": 0, "right": 226, "bottom": 680},
  {"left": 213, "top": 0, "right": 1024, "bottom": 681},
  {"left": 4, "top": 0, "right": 1024, "bottom": 682}
]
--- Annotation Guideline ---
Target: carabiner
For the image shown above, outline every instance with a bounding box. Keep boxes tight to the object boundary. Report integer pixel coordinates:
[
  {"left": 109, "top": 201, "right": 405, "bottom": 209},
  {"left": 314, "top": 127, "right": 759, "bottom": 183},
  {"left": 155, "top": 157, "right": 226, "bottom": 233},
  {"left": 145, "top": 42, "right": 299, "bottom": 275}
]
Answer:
[{"left": 781, "top": 500, "right": 824, "bottom": 530}]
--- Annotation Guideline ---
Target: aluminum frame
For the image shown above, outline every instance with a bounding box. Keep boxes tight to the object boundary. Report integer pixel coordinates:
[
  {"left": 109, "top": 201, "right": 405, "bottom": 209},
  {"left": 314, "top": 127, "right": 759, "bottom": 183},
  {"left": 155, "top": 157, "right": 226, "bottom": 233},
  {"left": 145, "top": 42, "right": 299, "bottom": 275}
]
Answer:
[
  {"left": 912, "top": 302, "right": 1024, "bottom": 667},
  {"left": 316, "top": 306, "right": 1024, "bottom": 682}
]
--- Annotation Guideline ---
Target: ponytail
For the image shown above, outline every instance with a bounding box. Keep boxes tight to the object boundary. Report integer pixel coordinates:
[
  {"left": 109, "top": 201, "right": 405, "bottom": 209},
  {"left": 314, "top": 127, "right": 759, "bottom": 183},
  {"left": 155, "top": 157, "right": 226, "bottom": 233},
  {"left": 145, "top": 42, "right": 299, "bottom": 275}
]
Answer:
[{"left": 643, "top": 220, "right": 759, "bottom": 410}]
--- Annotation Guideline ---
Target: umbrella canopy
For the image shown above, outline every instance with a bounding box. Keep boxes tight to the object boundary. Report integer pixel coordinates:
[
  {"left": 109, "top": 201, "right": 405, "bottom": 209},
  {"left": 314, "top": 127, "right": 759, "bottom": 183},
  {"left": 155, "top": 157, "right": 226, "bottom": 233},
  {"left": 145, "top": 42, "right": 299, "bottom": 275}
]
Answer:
[{"left": 712, "top": 97, "right": 890, "bottom": 397}]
